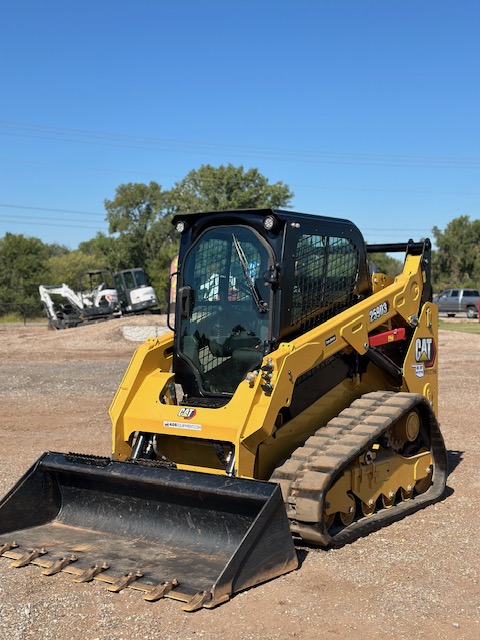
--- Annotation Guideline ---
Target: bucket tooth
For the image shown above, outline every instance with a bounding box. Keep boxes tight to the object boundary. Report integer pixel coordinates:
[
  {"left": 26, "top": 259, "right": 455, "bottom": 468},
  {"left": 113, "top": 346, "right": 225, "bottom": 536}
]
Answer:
[
  {"left": 42, "top": 555, "right": 78, "bottom": 576},
  {"left": 182, "top": 590, "right": 230, "bottom": 612},
  {"left": 72, "top": 563, "right": 109, "bottom": 583},
  {"left": 107, "top": 571, "right": 143, "bottom": 593},
  {"left": 11, "top": 548, "right": 47, "bottom": 568},
  {"left": 143, "top": 578, "right": 179, "bottom": 602},
  {"left": 182, "top": 590, "right": 212, "bottom": 613},
  {"left": 0, "top": 541, "right": 18, "bottom": 555},
  {"left": 203, "top": 594, "right": 230, "bottom": 609}
]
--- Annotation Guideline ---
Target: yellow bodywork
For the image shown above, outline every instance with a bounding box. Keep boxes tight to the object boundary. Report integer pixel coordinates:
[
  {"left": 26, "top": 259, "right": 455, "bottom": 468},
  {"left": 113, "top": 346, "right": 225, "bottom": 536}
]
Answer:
[
  {"left": 109, "top": 251, "right": 438, "bottom": 481},
  {"left": 325, "top": 446, "right": 433, "bottom": 518}
]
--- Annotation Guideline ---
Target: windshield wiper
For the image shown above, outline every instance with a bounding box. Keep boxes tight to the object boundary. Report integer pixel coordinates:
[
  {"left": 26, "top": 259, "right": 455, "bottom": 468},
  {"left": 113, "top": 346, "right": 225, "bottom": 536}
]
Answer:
[{"left": 232, "top": 234, "right": 268, "bottom": 314}]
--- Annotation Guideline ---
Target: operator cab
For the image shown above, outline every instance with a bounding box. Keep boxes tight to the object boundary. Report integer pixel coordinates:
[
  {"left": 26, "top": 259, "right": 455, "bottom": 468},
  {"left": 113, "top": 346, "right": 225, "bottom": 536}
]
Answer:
[{"left": 172, "top": 209, "right": 371, "bottom": 404}]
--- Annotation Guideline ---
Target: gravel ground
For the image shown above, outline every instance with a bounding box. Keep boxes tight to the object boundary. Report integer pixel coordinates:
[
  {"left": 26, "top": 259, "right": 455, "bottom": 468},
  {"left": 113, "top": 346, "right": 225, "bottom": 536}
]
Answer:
[{"left": 0, "top": 318, "right": 479, "bottom": 639}]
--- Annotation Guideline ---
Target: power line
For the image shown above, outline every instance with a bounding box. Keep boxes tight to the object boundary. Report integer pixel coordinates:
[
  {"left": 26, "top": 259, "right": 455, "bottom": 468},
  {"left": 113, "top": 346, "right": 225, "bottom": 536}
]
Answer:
[
  {"left": 293, "top": 181, "right": 480, "bottom": 196},
  {"left": 2, "top": 153, "right": 479, "bottom": 197},
  {"left": 0, "top": 215, "right": 106, "bottom": 230},
  {"left": 0, "top": 202, "right": 435, "bottom": 234},
  {"left": 1, "top": 144, "right": 479, "bottom": 200},
  {"left": 1, "top": 120, "right": 480, "bottom": 169},
  {"left": 0, "top": 198, "right": 439, "bottom": 233},
  {"left": 0, "top": 217, "right": 106, "bottom": 230},
  {"left": 0, "top": 203, "right": 105, "bottom": 218},
  {"left": 0, "top": 155, "right": 164, "bottom": 179}
]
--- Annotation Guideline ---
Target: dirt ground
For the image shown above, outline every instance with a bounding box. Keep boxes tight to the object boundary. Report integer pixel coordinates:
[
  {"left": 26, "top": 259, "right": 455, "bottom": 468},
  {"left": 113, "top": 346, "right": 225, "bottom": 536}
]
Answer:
[{"left": 0, "top": 317, "right": 479, "bottom": 640}]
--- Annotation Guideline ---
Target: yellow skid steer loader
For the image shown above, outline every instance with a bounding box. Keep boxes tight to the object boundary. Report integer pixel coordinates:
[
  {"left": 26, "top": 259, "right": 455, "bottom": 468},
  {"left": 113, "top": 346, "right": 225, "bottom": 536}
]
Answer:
[{"left": 0, "top": 209, "right": 447, "bottom": 611}]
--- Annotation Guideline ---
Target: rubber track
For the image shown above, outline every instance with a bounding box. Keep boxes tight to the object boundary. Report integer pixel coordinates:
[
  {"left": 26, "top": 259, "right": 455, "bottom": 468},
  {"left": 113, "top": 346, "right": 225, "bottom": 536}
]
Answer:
[{"left": 271, "top": 391, "right": 448, "bottom": 547}]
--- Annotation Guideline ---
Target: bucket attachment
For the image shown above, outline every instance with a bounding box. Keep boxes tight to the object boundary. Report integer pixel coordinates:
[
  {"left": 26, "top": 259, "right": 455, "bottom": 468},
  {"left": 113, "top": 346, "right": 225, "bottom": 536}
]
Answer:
[{"left": 0, "top": 452, "right": 298, "bottom": 610}]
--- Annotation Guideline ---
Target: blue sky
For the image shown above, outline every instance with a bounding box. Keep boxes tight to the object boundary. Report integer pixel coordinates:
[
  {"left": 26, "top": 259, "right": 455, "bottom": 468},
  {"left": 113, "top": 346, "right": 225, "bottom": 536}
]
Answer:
[{"left": 1, "top": 1, "right": 478, "bottom": 249}]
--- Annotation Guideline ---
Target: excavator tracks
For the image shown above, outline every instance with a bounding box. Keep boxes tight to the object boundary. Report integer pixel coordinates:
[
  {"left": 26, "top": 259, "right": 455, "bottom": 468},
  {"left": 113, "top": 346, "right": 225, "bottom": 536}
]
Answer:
[{"left": 272, "top": 391, "right": 448, "bottom": 547}]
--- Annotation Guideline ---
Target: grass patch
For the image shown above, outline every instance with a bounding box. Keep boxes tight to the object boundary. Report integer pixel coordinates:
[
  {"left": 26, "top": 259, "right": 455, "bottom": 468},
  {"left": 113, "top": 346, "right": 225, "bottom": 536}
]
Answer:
[
  {"left": 439, "top": 320, "right": 480, "bottom": 334},
  {"left": 0, "top": 314, "right": 45, "bottom": 324},
  {"left": 0, "top": 313, "right": 25, "bottom": 324}
]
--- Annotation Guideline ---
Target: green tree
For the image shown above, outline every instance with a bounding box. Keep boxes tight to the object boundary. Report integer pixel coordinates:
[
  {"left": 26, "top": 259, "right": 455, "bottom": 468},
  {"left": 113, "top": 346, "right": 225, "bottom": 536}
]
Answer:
[
  {"left": 369, "top": 253, "right": 403, "bottom": 278},
  {"left": 168, "top": 164, "right": 293, "bottom": 213},
  {"left": 0, "top": 233, "right": 53, "bottom": 316},
  {"left": 432, "top": 216, "right": 480, "bottom": 290},
  {"left": 104, "top": 181, "right": 169, "bottom": 268},
  {"left": 103, "top": 181, "right": 174, "bottom": 306},
  {"left": 47, "top": 250, "right": 112, "bottom": 290},
  {"left": 78, "top": 233, "right": 122, "bottom": 271}
]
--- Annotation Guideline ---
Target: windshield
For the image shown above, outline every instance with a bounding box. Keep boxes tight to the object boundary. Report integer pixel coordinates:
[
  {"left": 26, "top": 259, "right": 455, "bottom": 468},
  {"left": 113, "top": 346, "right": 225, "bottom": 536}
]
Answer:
[
  {"left": 133, "top": 269, "right": 148, "bottom": 287},
  {"left": 179, "top": 226, "right": 271, "bottom": 395}
]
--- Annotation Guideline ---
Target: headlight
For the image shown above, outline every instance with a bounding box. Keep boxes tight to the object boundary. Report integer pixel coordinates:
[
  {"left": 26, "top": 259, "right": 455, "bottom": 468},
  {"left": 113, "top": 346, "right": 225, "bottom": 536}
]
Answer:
[{"left": 263, "top": 215, "right": 277, "bottom": 231}]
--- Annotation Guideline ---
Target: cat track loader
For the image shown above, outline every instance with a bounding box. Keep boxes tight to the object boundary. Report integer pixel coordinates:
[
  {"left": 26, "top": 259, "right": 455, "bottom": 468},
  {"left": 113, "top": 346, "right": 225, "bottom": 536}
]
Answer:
[{"left": 0, "top": 208, "right": 447, "bottom": 611}]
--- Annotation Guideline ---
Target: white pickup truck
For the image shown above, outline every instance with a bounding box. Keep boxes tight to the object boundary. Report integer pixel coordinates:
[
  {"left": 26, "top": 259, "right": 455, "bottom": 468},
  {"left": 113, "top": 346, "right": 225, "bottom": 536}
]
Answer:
[{"left": 435, "top": 288, "right": 480, "bottom": 318}]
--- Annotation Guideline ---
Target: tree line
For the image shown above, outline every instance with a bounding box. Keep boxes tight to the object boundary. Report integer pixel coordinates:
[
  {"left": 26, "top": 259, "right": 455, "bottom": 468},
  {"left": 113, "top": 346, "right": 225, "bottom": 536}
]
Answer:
[
  {"left": 0, "top": 162, "right": 478, "bottom": 318},
  {"left": 0, "top": 164, "right": 292, "bottom": 317}
]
